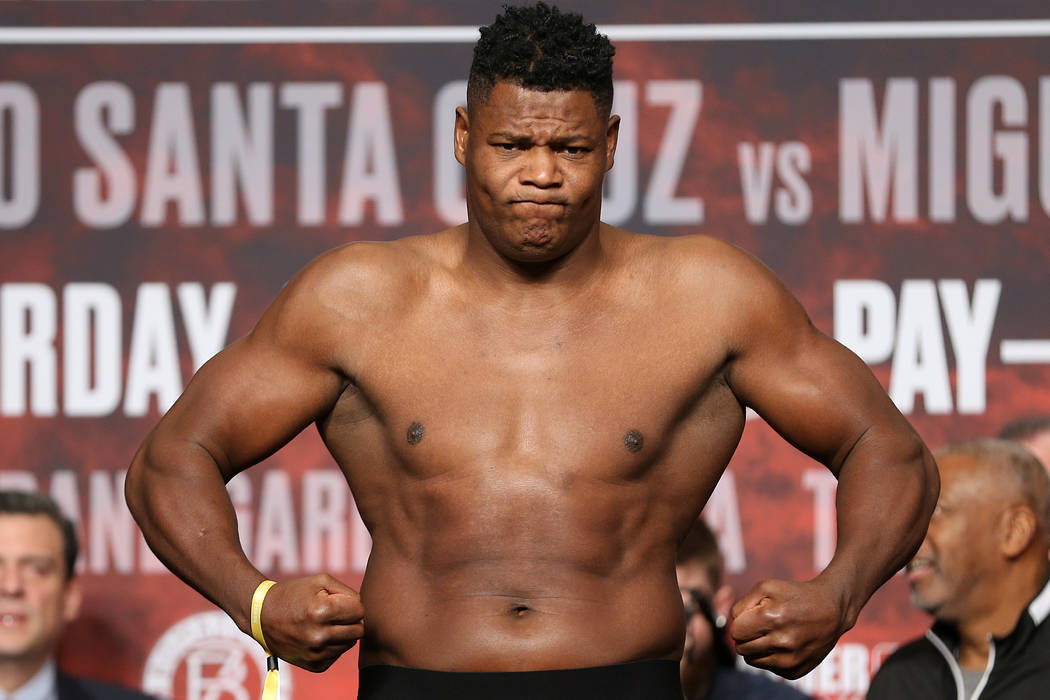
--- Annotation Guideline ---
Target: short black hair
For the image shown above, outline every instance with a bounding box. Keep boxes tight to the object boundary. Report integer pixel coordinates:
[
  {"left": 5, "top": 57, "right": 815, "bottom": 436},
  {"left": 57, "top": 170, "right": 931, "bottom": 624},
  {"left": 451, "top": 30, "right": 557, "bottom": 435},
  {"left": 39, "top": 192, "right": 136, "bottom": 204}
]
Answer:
[
  {"left": 468, "top": 2, "right": 615, "bottom": 117},
  {"left": 0, "top": 490, "right": 79, "bottom": 580}
]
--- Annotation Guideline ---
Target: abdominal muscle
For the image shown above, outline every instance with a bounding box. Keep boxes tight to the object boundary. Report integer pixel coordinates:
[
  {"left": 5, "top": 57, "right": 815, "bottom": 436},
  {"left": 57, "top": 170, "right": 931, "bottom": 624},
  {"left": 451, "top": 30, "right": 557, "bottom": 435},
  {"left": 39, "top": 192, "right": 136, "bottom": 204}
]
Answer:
[
  {"left": 354, "top": 517, "right": 688, "bottom": 671},
  {"left": 325, "top": 372, "right": 736, "bottom": 671}
]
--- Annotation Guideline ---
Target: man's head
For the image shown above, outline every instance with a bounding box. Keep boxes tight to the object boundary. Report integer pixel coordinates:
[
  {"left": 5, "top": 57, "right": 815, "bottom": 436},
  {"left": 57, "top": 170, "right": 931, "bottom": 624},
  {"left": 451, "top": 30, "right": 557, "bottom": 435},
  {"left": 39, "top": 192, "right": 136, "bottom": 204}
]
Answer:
[
  {"left": 0, "top": 491, "right": 81, "bottom": 680},
  {"left": 999, "top": 415, "right": 1050, "bottom": 472},
  {"left": 907, "top": 439, "right": 1050, "bottom": 623},
  {"left": 456, "top": 3, "right": 620, "bottom": 265},
  {"left": 676, "top": 518, "right": 734, "bottom": 695}
]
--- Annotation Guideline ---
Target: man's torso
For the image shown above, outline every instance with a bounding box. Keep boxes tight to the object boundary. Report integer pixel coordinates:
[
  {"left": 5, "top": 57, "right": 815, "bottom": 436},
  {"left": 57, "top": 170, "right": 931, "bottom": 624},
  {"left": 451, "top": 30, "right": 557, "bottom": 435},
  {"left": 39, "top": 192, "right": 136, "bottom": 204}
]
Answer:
[{"left": 305, "top": 225, "right": 752, "bottom": 670}]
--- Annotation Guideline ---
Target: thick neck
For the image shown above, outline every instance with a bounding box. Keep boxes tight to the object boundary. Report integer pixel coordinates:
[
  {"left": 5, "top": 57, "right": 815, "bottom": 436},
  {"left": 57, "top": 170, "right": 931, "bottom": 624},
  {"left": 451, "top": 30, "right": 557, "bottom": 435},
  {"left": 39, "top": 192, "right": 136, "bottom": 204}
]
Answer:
[{"left": 460, "top": 220, "right": 610, "bottom": 300}]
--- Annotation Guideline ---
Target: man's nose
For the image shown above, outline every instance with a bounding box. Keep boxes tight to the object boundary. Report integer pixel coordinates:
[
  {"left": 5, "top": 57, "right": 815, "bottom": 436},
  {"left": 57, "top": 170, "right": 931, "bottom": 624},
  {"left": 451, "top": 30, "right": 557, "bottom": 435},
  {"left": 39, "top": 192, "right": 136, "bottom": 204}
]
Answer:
[
  {"left": 520, "top": 147, "right": 562, "bottom": 188},
  {"left": 0, "top": 565, "right": 24, "bottom": 597}
]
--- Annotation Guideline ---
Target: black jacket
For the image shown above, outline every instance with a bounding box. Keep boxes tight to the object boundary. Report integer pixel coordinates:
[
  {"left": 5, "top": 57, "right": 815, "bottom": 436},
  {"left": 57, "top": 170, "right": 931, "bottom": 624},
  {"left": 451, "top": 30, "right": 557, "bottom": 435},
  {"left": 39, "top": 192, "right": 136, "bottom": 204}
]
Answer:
[
  {"left": 56, "top": 674, "right": 159, "bottom": 700},
  {"left": 867, "top": 577, "right": 1050, "bottom": 700}
]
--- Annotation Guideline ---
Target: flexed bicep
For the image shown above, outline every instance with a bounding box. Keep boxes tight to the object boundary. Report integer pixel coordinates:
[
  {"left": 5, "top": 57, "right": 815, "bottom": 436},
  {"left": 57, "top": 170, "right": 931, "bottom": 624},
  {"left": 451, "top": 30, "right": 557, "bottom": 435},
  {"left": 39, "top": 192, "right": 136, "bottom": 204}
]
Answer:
[
  {"left": 162, "top": 326, "right": 348, "bottom": 481},
  {"left": 723, "top": 267, "right": 905, "bottom": 473}
]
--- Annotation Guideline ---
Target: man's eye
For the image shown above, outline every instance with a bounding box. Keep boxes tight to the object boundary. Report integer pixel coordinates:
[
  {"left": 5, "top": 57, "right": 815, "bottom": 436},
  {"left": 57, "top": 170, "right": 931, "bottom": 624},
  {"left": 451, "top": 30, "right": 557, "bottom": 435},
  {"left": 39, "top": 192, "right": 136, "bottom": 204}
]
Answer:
[
  {"left": 498, "top": 143, "right": 516, "bottom": 151},
  {"left": 23, "top": 561, "right": 56, "bottom": 577}
]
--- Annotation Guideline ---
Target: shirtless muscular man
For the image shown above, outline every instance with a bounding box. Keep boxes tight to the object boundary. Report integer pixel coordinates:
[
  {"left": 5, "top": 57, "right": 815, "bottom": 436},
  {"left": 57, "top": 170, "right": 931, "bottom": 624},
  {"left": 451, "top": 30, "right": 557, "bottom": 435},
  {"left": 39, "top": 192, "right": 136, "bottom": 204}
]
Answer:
[{"left": 126, "top": 4, "right": 938, "bottom": 699}]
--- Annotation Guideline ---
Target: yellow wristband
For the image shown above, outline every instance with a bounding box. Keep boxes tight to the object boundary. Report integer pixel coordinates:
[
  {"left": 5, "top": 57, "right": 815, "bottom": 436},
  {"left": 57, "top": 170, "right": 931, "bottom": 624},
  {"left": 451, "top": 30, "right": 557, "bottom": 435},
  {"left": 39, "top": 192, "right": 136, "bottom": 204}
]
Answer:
[
  {"left": 250, "top": 580, "right": 280, "bottom": 700},
  {"left": 250, "top": 579, "right": 277, "bottom": 654}
]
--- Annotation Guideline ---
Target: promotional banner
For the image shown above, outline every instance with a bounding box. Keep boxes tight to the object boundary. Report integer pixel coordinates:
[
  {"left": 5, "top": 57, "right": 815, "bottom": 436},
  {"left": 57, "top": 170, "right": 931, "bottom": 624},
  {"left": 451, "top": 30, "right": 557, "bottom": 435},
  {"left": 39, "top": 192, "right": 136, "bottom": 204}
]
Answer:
[{"left": 2, "top": 3, "right": 1049, "bottom": 699}]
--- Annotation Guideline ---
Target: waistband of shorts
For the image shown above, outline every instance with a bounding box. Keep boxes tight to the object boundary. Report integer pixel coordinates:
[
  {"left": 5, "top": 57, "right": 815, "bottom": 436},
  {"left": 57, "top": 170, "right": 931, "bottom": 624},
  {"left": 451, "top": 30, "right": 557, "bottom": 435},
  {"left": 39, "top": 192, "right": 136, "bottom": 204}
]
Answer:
[{"left": 357, "top": 659, "right": 682, "bottom": 700}]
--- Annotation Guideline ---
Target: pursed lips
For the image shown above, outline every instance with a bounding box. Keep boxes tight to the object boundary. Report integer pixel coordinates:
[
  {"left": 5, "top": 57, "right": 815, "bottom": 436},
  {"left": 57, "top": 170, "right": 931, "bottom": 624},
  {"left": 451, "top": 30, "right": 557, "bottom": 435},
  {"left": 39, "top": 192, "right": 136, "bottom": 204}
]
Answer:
[{"left": 510, "top": 200, "right": 567, "bottom": 216}]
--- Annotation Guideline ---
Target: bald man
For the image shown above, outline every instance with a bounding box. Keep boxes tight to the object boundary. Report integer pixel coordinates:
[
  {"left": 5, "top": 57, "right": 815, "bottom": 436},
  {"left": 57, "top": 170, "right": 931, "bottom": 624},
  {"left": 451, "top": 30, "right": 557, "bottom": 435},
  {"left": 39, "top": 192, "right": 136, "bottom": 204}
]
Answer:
[{"left": 867, "top": 439, "right": 1050, "bottom": 700}]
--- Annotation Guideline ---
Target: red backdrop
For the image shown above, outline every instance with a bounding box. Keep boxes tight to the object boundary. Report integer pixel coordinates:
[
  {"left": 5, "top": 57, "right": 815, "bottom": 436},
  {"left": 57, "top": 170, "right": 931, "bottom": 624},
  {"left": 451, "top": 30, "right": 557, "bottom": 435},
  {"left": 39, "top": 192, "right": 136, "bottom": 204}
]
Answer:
[{"left": 2, "top": 3, "right": 1049, "bottom": 699}]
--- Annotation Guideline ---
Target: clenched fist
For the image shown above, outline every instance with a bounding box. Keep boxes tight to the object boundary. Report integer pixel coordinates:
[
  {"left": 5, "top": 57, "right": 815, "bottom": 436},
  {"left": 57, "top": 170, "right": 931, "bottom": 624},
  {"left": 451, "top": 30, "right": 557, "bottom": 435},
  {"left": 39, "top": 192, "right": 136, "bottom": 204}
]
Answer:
[
  {"left": 729, "top": 576, "right": 855, "bottom": 679},
  {"left": 257, "top": 573, "right": 366, "bottom": 672}
]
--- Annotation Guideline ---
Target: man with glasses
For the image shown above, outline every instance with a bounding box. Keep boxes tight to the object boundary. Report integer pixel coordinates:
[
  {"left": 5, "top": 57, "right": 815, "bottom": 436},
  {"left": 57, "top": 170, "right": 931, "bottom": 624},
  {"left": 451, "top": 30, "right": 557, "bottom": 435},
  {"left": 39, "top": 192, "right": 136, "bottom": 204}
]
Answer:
[{"left": 677, "top": 519, "right": 812, "bottom": 700}]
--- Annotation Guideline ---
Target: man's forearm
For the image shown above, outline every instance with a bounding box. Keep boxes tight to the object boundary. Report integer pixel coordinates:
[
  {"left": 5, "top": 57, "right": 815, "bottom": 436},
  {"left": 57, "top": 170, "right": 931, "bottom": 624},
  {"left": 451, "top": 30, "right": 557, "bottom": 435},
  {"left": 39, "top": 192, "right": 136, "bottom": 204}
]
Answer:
[
  {"left": 823, "top": 427, "right": 938, "bottom": 624},
  {"left": 126, "top": 438, "right": 264, "bottom": 632}
]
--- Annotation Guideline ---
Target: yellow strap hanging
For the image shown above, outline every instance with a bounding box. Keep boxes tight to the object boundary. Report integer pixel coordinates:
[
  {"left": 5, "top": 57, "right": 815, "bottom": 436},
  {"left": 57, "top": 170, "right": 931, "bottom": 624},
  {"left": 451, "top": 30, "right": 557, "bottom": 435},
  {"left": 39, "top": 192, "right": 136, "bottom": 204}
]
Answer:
[{"left": 250, "top": 580, "right": 280, "bottom": 700}]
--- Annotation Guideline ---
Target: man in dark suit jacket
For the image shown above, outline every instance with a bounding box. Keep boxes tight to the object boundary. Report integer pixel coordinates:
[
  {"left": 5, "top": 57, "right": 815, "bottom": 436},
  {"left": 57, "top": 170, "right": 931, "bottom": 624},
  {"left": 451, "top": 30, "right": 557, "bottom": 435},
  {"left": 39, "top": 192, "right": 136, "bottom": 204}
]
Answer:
[{"left": 0, "top": 490, "right": 156, "bottom": 700}]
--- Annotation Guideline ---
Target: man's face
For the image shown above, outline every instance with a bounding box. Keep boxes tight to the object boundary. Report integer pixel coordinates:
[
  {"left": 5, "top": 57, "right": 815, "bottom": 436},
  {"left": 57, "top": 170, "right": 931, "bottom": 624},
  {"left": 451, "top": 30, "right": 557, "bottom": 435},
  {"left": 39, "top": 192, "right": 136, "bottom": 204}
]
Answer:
[
  {"left": 0, "top": 514, "right": 80, "bottom": 666},
  {"left": 455, "top": 81, "right": 619, "bottom": 264},
  {"left": 906, "top": 454, "right": 1005, "bottom": 621}
]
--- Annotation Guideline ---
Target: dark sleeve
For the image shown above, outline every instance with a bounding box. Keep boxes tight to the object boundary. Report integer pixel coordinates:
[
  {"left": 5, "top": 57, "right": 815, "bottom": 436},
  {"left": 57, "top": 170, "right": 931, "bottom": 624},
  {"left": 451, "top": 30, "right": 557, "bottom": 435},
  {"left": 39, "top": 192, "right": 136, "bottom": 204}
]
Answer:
[{"left": 58, "top": 674, "right": 160, "bottom": 700}]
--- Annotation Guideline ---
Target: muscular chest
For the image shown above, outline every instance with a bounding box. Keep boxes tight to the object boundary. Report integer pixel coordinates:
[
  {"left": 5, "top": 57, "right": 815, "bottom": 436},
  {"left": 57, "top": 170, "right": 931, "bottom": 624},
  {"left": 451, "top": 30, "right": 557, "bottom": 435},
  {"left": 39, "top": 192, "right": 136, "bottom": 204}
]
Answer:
[{"left": 331, "top": 295, "right": 734, "bottom": 481}]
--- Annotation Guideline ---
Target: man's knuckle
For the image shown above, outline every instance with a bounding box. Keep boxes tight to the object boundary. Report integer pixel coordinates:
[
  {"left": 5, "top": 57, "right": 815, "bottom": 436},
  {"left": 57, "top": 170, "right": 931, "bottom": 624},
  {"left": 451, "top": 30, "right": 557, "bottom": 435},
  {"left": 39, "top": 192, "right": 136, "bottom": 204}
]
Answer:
[{"left": 308, "top": 603, "right": 329, "bottom": 622}]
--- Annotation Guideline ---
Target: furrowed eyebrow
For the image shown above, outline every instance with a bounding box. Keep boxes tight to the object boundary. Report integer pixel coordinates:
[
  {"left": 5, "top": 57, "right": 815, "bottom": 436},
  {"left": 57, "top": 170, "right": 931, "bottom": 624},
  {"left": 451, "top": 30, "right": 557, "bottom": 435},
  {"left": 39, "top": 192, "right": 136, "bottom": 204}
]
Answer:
[
  {"left": 550, "top": 136, "right": 594, "bottom": 147},
  {"left": 488, "top": 132, "right": 594, "bottom": 146},
  {"left": 489, "top": 131, "right": 527, "bottom": 141}
]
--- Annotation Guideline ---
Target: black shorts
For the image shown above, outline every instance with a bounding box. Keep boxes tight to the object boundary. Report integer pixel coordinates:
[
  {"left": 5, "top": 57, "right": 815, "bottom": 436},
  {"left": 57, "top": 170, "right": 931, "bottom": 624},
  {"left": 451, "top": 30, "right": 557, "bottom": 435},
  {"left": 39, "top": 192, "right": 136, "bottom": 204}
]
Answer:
[{"left": 357, "top": 660, "right": 682, "bottom": 700}]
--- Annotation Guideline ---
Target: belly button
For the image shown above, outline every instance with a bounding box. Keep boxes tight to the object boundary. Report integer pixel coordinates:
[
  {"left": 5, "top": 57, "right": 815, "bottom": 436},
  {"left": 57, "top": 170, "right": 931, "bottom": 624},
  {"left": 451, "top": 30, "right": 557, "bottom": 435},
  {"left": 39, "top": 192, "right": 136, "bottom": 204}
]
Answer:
[{"left": 509, "top": 604, "right": 531, "bottom": 617}]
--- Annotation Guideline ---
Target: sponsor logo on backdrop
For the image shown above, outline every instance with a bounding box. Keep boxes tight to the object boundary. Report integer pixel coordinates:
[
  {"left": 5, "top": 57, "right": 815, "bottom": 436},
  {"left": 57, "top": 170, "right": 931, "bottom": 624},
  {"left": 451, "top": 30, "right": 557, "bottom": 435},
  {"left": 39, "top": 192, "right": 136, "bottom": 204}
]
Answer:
[{"left": 143, "top": 611, "right": 293, "bottom": 700}]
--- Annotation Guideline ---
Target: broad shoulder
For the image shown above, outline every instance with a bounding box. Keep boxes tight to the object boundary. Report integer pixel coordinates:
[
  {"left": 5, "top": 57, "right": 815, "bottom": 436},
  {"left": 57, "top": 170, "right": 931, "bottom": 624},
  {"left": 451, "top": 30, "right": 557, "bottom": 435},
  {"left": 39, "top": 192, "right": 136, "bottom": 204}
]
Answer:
[
  {"left": 57, "top": 673, "right": 159, "bottom": 700},
  {"left": 290, "top": 233, "right": 450, "bottom": 308},
  {"left": 611, "top": 230, "right": 809, "bottom": 341},
  {"left": 241, "top": 230, "right": 458, "bottom": 371},
  {"left": 615, "top": 231, "right": 788, "bottom": 297},
  {"left": 263, "top": 229, "right": 457, "bottom": 329}
]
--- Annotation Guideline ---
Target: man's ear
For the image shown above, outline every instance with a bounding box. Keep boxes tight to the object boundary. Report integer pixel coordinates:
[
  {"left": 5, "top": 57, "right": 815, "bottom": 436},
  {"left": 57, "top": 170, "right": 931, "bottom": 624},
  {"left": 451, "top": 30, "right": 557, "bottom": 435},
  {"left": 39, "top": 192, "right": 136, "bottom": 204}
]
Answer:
[
  {"left": 454, "top": 106, "right": 470, "bottom": 166},
  {"left": 62, "top": 576, "right": 83, "bottom": 624},
  {"left": 605, "top": 114, "right": 620, "bottom": 172},
  {"left": 1000, "top": 505, "right": 1037, "bottom": 559}
]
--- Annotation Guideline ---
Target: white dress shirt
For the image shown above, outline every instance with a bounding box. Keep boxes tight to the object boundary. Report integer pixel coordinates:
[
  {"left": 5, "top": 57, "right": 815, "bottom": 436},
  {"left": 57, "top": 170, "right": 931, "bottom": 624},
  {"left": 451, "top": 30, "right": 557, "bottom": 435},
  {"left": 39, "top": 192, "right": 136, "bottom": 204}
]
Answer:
[{"left": 0, "top": 660, "right": 57, "bottom": 700}]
